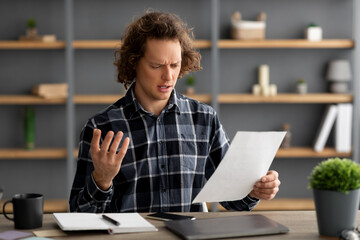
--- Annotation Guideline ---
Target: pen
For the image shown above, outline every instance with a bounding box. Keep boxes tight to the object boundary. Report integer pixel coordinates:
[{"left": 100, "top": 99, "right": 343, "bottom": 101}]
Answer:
[{"left": 102, "top": 214, "right": 121, "bottom": 226}]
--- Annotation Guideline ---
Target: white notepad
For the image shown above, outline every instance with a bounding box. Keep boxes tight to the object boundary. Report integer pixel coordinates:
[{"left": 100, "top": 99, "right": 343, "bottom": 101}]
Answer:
[{"left": 53, "top": 212, "right": 157, "bottom": 234}]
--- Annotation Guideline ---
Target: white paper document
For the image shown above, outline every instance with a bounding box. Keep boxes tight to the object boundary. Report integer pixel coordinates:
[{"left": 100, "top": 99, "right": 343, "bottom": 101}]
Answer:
[{"left": 193, "top": 131, "right": 286, "bottom": 203}]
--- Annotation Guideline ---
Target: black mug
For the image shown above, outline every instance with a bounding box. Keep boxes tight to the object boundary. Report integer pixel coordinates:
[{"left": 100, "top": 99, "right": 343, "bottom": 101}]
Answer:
[{"left": 3, "top": 193, "right": 44, "bottom": 229}]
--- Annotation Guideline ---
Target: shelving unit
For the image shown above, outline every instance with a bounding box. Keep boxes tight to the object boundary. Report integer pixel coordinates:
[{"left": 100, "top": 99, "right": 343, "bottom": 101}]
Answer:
[{"left": 0, "top": 0, "right": 358, "bottom": 207}]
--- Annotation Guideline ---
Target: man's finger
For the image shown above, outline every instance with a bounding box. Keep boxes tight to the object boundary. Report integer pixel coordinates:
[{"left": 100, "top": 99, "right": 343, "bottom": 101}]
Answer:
[
  {"left": 116, "top": 137, "right": 130, "bottom": 162},
  {"left": 109, "top": 131, "right": 123, "bottom": 155},
  {"left": 100, "top": 131, "right": 114, "bottom": 153},
  {"left": 262, "top": 170, "right": 279, "bottom": 182},
  {"left": 256, "top": 181, "right": 277, "bottom": 189},
  {"left": 90, "top": 129, "right": 101, "bottom": 153}
]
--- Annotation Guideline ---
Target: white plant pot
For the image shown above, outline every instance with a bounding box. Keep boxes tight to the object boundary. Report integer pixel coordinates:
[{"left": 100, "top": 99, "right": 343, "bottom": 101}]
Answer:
[
  {"left": 296, "top": 83, "right": 307, "bottom": 94},
  {"left": 306, "top": 27, "right": 322, "bottom": 41}
]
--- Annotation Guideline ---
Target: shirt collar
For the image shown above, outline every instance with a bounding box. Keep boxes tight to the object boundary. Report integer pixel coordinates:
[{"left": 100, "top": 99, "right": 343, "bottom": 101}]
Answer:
[{"left": 124, "top": 83, "right": 180, "bottom": 119}]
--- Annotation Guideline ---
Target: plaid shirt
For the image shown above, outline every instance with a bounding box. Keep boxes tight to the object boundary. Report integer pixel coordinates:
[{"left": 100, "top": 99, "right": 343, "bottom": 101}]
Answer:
[{"left": 70, "top": 85, "right": 259, "bottom": 212}]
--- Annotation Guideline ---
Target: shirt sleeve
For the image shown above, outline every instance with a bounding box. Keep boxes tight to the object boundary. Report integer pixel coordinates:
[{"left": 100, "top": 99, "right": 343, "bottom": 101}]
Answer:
[
  {"left": 69, "top": 120, "right": 114, "bottom": 213},
  {"left": 219, "top": 195, "right": 259, "bottom": 211},
  {"left": 206, "top": 112, "right": 260, "bottom": 211}
]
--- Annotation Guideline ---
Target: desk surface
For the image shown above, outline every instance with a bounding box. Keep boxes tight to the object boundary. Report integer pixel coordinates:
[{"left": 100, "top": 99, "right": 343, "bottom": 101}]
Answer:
[{"left": 0, "top": 211, "right": 354, "bottom": 239}]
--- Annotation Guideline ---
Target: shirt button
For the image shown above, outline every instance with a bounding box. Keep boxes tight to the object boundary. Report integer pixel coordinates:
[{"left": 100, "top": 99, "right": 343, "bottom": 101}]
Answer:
[
  {"left": 161, "top": 164, "right": 165, "bottom": 169},
  {"left": 159, "top": 141, "right": 162, "bottom": 144},
  {"left": 157, "top": 118, "right": 161, "bottom": 122},
  {"left": 162, "top": 188, "right": 166, "bottom": 193}
]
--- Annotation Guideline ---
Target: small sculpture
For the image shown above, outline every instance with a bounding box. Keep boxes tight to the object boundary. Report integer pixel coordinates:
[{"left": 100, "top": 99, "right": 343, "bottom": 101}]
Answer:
[
  {"left": 252, "top": 64, "right": 277, "bottom": 96},
  {"left": 280, "top": 123, "right": 292, "bottom": 148}
]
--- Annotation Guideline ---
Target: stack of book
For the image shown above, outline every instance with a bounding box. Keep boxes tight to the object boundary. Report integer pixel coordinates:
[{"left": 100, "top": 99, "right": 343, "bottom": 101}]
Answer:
[
  {"left": 32, "top": 83, "right": 68, "bottom": 99},
  {"left": 313, "top": 104, "right": 353, "bottom": 153}
]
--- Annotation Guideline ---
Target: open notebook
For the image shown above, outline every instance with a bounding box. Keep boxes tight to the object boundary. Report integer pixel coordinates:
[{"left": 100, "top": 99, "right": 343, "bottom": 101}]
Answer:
[{"left": 53, "top": 213, "right": 157, "bottom": 234}]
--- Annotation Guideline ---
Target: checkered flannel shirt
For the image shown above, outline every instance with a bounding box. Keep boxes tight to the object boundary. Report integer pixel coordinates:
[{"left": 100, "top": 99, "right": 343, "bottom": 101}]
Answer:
[{"left": 69, "top": 85, "right": 259, "bottom": 212}]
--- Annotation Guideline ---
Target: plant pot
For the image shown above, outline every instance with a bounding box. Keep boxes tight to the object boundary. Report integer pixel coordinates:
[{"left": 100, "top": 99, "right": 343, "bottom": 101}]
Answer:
[
  {"left": 313, "top": 188, "right": 360, "bottom": 237},
  {"left": 305, "top": 26, "right": 322, "bottom": 41},
  {"left": 296, "top": 83, "right": 307, "bottom": 94},
  {"left": 26, "top": 28, "right": 38, "bottom": 38},
  {"left": 186, "top": 87, "right": 195, "bottom": 95}
]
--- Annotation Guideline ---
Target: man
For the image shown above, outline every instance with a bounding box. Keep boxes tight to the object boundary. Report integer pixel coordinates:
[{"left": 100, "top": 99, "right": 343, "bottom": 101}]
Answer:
[{"left": 70, "top": 11, "right": 280, "bottom": 213}]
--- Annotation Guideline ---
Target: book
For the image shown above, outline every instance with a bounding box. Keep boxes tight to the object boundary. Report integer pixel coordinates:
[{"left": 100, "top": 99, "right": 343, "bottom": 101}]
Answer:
[
  {"left": 313, "top": 105, "right": 338, "bottom": 152},
  {"left": 53, "top": 213, "right": 157, "bottom": 234},
  {"left": 335, "top": 103, "right": 353, "bottom": 153},
  {"left": 31, "top": 83, "right": 68, "bottom": 99}
]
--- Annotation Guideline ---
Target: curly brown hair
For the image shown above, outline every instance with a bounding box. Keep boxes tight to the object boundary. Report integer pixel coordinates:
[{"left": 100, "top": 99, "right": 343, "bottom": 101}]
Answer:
[{"left": 114, "top": 11, "right": 202, "bottom": 89}]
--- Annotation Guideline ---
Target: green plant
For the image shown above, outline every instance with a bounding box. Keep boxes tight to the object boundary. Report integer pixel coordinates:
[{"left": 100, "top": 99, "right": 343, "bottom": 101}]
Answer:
[
  {"left": 27, "top": 18, "right": 36, "bottom": 29},
  {"left": 186, "top": 75, "right": 196, "bottom": 86},
  {"left": 308, "top": 22, "right": 319, "bottom": 27},
  {"left": 308, "top": 158, "right": 360, "bottom": 194},
  {"left": 297, "top": 78, "right": 306, "bottom": 84}
]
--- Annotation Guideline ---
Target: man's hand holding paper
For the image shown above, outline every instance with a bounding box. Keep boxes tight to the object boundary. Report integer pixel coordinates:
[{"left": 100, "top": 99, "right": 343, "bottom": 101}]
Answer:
[{"left": 249, "top": 170, "right": 281, "bottom": 200}]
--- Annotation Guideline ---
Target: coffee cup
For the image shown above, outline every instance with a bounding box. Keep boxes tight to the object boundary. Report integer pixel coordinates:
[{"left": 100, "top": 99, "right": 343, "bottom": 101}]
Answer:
[{"left": 3, "top": 193, "right": 44, "bottom": 229}]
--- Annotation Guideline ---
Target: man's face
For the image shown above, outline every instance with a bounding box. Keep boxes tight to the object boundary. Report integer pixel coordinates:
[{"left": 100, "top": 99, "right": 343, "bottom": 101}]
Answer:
[{"left": 134, "top": 38, "right": 182, "bottom": 107}]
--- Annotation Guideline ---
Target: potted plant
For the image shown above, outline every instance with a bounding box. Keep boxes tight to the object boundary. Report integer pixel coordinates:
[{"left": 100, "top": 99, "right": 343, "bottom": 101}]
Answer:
[
  {"left": 186, "top": 75, "right": 196, "bottom": 95},
  {"left": 296, "top": 78, "right": 307, "bottom": 94},
  {"left": 308, "top": 158, "right": 360, "bottom": 237},
  {"left": 26, "top": 18, "right": 38, "bottom": 38},
  {"left": 305, "top": 22, "right": 322, "bottom": 41}
]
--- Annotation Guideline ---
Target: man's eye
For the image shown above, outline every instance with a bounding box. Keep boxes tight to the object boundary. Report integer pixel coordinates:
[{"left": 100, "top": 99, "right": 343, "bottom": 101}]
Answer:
[
  {"left": 171, "top": 64, "right": 179, "bottom": 68},
  {"left": 151, "top": 65, "right": 161, "bottom": 69}
]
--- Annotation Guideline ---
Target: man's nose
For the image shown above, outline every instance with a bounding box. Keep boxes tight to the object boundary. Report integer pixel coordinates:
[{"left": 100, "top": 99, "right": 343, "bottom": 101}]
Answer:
[{"left": 162, "top": 66, "right": 172, "bottom": 81}]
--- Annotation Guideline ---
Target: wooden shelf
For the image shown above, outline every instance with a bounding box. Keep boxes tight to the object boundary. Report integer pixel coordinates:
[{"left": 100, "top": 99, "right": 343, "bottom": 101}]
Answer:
[
  {"left": 1, "top": 199, "right": 68, "bottom": 213},
  {"left": 218, "top": 93, "right": 353, "bottom": 104},
  {"left": 0, "top": 95, "right": 66, "bottom": 105},
  {"left": 276, "top": 147, "right": 352, "bottom": 158},
  {"left": 0, "top": 41, "right": 66, "bottom": 49},
  {"left": 218, "top": 39, "right": 354, "bottom": 49},
  {"left": 72, "top": 40, "right": 121, "bottom": 49},
  {"left": 0, "top": 39, "right": 353, "bottom": 50},
  {"left": 74, "top": 94, "right": 212, "bottom": 104},
  {"left": 0, "top": 93, "right": 352, "bottom": 105},
  {"left": 0, "top": 148, "right": 68, "bottom": 159},
  {"left": 72, "top": 39, "right": 212, "bottom": 49},
  {"left": 74, "top": 94, "right": 124, "bottom": 104},
  {"left": 0, "top": 147, "right": 348, "bottom": 159}
]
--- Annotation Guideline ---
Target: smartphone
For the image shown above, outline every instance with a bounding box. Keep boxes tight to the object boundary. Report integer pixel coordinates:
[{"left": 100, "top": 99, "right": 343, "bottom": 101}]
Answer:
[{"left": 146, "top": 212, "right": 196, "bottom": 221}]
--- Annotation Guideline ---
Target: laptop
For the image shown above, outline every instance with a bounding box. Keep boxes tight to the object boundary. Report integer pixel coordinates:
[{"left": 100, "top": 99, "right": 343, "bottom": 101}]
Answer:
[{"left": 165, "top": 214, "right": 289, "bottom": 240}]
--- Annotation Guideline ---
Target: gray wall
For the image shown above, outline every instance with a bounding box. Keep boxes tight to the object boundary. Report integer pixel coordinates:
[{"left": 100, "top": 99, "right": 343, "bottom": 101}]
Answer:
[{"left": 0, "top": 0, "right": 353, "bottom": 200}]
